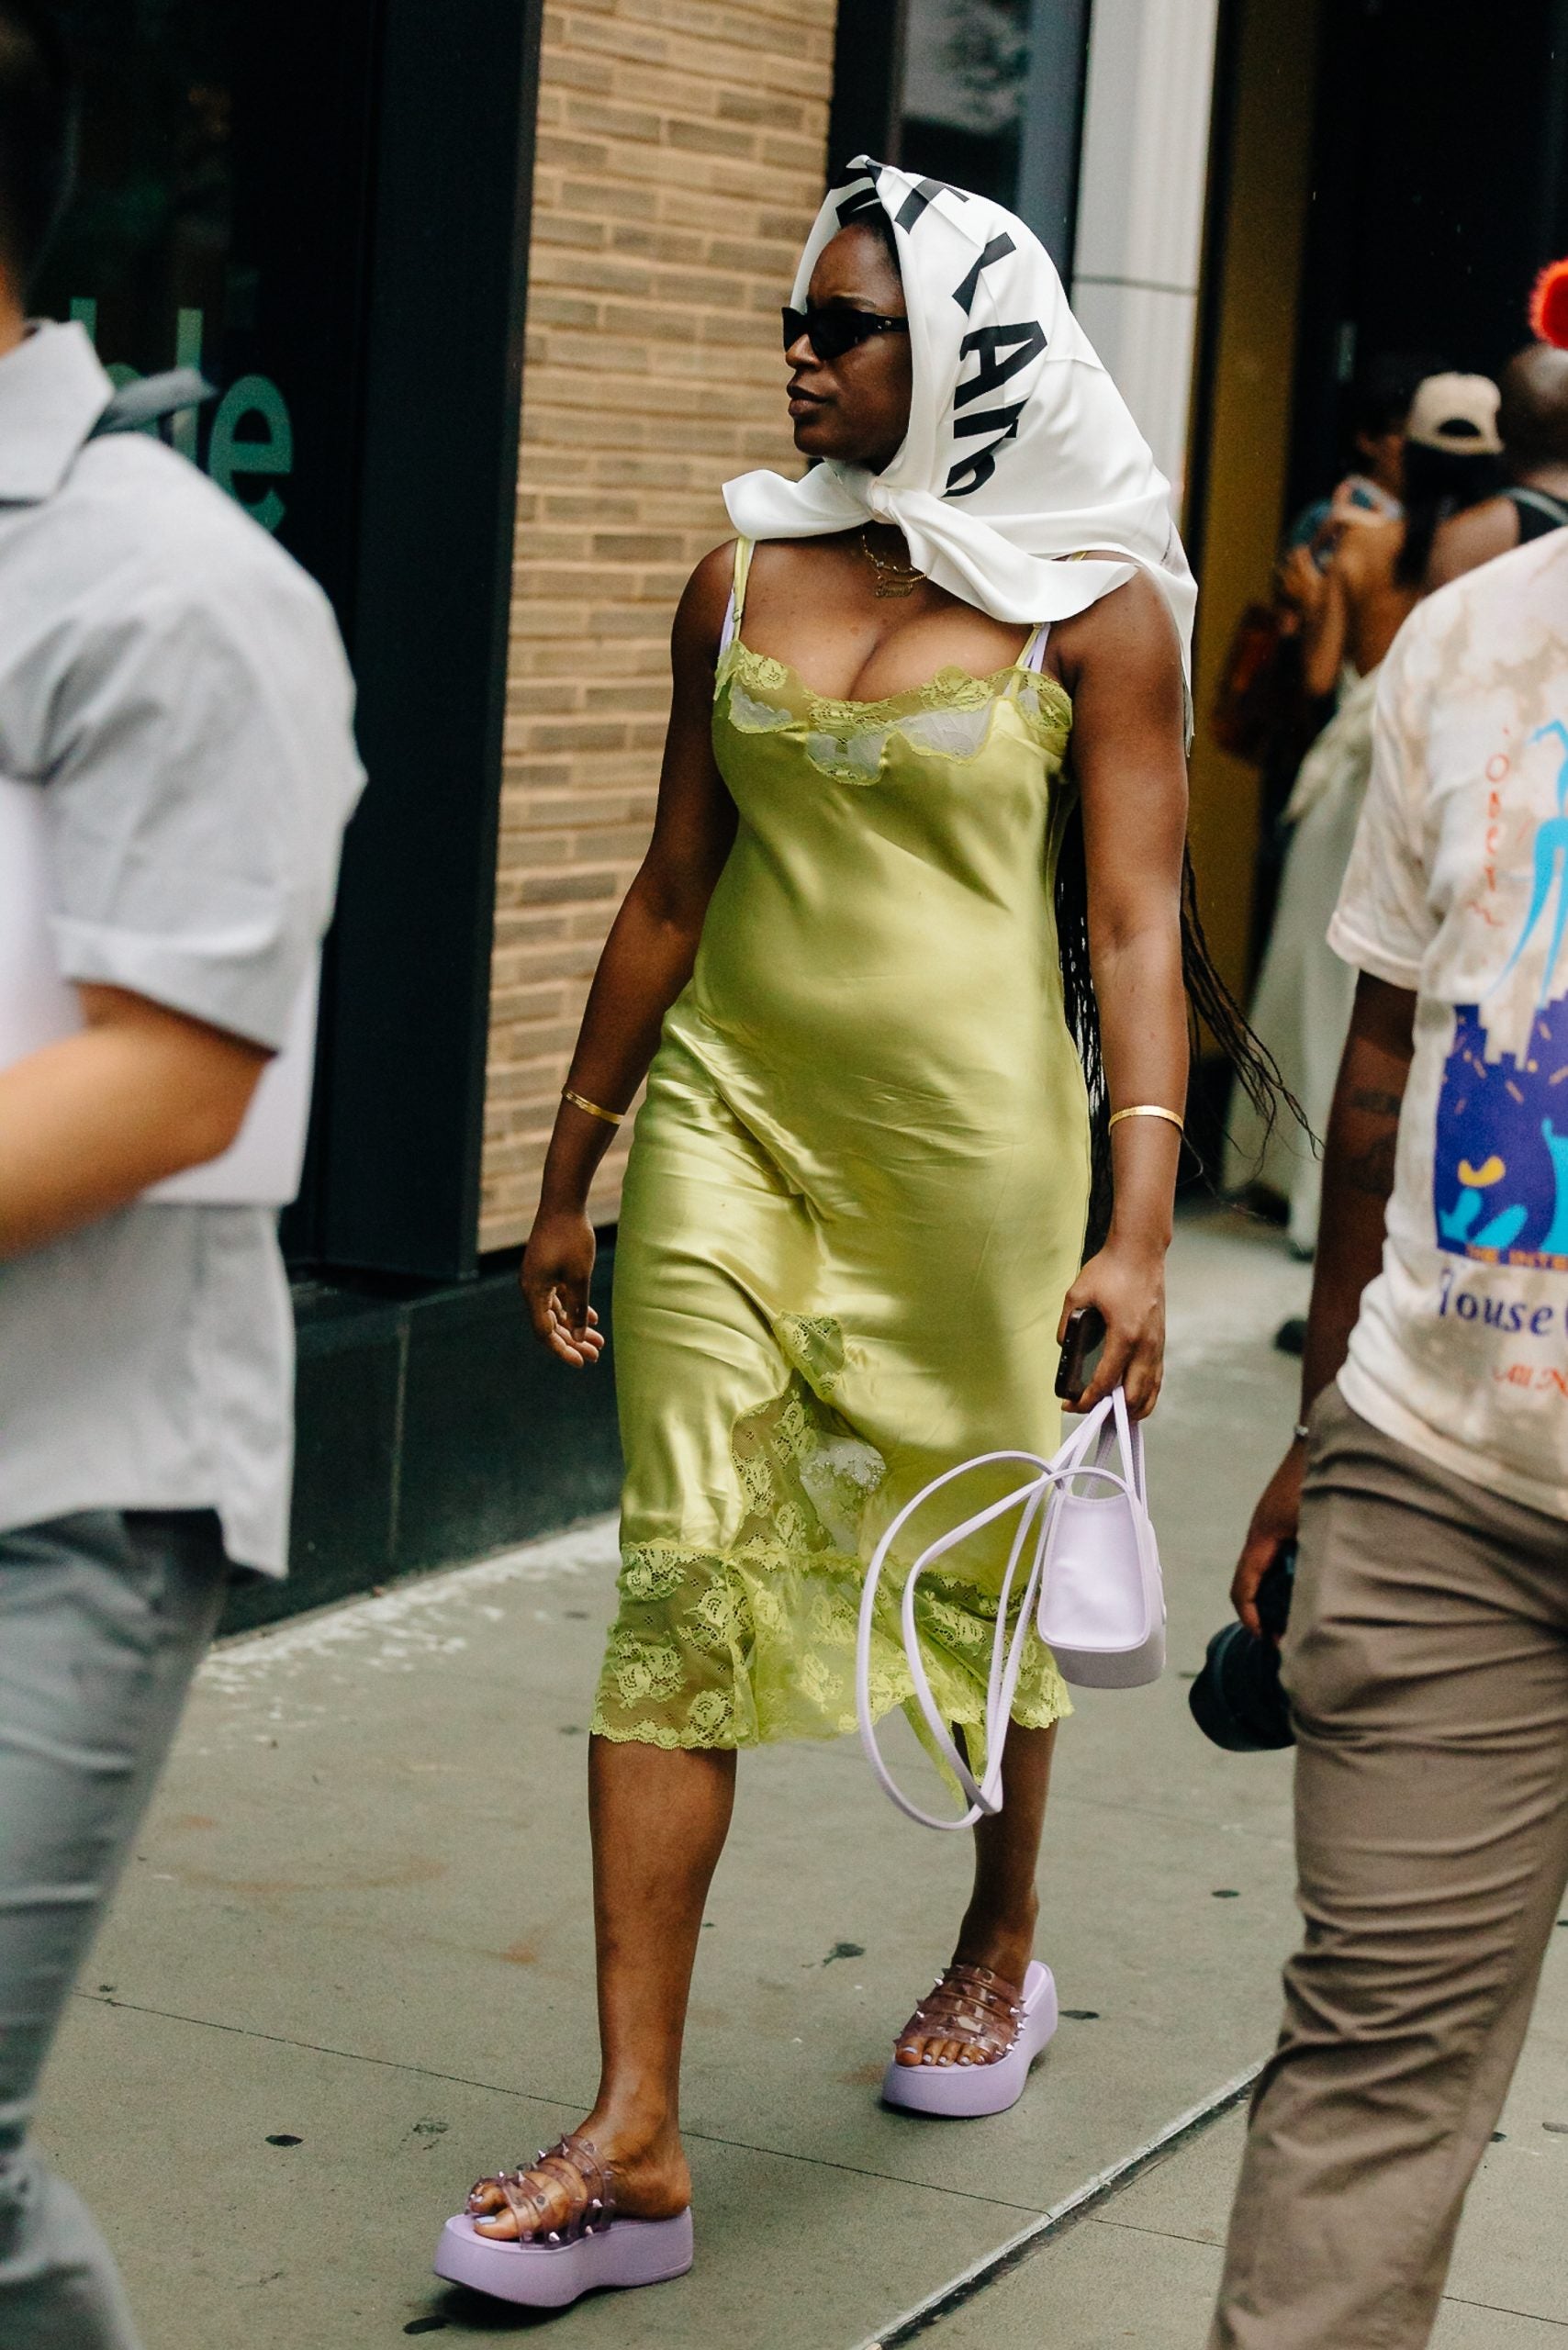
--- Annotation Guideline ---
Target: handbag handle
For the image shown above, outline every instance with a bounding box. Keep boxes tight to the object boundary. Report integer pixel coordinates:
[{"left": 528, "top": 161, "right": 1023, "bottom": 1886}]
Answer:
[{"left": 857, "top": 1394, "right": 1138, "bottom": 1830}]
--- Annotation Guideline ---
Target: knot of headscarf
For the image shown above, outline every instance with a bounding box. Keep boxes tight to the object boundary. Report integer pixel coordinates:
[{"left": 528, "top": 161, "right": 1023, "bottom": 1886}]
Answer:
[{"left": 724, "top": 158, "right": 1196, "bottom": 682}]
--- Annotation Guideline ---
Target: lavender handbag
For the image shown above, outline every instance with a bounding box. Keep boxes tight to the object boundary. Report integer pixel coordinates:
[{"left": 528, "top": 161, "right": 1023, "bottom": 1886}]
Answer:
[{"left": 857, "top": 1389, "right": 1165, "bottom": 1830}]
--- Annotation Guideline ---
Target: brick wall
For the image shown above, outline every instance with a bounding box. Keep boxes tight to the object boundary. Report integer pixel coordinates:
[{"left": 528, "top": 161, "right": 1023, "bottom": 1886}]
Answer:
[{"left": 479, "top": 0, "right": 839, "bottom": 1252}]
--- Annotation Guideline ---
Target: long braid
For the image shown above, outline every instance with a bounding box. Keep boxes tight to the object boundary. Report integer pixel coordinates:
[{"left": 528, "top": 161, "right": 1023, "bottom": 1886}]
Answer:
[{"left": 1054, "top": 807, "right": 1300, "bottom": 1257}]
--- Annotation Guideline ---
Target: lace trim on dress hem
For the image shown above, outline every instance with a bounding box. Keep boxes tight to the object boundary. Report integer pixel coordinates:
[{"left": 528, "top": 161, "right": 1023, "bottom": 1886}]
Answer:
[
  {"left": 588, "top": 1673, "right": 1070, "bottom": 1751},
  {"left": 593, "top": 1533, "right": 1072, "bottom": 1754},
  {"left": 598, "top": 1323, "right": 1073, "bottom": 1757}
]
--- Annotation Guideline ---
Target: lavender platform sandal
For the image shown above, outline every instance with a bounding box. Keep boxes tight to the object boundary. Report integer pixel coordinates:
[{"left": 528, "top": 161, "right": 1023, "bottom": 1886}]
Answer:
[
  {"left": 434, "top": 2132, "right": 693, "bottom": 2310},
  {"left": 882, "top": 1959, "right": 1058, "bottom": 2118}
]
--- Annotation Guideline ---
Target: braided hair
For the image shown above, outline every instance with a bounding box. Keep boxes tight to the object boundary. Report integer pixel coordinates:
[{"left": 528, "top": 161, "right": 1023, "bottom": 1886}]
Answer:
[{"left": 1055, "top": 814, "right": 1294, "bottom": 1255}]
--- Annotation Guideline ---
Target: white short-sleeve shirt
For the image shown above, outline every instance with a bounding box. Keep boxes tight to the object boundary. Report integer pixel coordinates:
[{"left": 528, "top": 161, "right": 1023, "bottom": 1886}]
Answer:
[
  {"left": 0, "top": 323, "right": 364, "bottom": 1573},
  {"left": 1330, "top": 525, "right": 1568, "bottom": 1520}
]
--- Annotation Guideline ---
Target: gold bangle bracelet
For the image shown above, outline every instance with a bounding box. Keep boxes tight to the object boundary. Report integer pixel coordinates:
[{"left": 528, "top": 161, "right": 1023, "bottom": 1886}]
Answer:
[
  {"left": 561, "top": 1087, "right": 625, "bottom": 1128},
  {"left": 1108, "top": 1103, "right": 1185, "bottom": 1135}
]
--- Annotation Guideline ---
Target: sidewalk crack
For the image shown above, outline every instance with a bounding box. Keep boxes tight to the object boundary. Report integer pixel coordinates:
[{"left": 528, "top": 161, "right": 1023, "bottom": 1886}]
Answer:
[{"left": 69, "top": 1989, "right": 1050, "bottom": 2214}]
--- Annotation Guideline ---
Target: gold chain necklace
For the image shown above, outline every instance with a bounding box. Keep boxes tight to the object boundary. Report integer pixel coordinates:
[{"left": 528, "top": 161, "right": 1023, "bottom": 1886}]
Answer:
[{"left": 857, "top": 526, "right": 926, "bottom": 599}]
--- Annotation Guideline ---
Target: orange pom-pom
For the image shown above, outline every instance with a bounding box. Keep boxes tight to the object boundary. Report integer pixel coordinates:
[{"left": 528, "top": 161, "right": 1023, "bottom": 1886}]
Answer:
[{"left": 1530, "top": 259, "right": 1568, "bottom": 348}]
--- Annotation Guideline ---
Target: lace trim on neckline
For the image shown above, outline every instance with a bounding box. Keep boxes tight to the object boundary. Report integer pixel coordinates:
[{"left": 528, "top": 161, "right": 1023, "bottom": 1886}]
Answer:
[
  {"left": 721, "top": 640, "right": 1072, "bottom": 784},
  {"left": 722, "top": 636, "right": 1073, "bottom": 735}
]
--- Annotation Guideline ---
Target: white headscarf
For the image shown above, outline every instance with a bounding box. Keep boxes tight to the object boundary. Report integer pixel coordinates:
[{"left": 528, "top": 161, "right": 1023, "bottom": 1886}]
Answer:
[{"left": 724, "top": 158, "right": 1196, "bottom": 680}]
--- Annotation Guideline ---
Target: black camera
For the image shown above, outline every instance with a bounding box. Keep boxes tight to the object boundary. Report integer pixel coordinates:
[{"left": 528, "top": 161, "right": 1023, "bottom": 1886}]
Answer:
[{"left": 1188, "top": 1545, "right": 1297, "bottom": 1751}]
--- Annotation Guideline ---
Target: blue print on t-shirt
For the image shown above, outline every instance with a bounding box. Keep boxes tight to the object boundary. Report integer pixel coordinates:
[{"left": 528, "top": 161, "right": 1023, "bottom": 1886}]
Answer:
[
  {"left": 1435, "top": 1002, "right": 1568, "bottom": 1268},
  {"left": 1434, "top": 719, "right": 1568, "bottom": 1270},
  {"left": 1496, "top": 720, "right": 1568, "bottom": 1004}
]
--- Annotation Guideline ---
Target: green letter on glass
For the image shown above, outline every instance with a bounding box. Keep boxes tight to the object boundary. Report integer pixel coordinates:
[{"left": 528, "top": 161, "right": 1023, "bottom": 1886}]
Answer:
[{"left": 209, "top": 374, "right": 294, "bottom": 532}]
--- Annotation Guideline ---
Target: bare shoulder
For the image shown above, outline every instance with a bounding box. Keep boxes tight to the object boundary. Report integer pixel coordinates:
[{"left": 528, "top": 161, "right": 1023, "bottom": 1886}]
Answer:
[
  {"left": 674, "top": 540, "right": 741, "bottom": 666},
  {"left": 1428, "top": 496, "right": 1517, "bottom": 589},
  {"left": 1335, "top": 514, "right": 1401, "bottom": 587},
  {"left": 1051, "top": 558, "right": 1182, "bottom": 684},
  {"left": 744, "top": 532, "right": 850, "bottom": 595}
]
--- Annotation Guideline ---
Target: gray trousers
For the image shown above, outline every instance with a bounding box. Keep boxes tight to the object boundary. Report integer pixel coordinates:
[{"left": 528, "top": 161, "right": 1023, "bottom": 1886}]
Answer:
[
  {"left": 0, "top": 1511, "right": 227, "bottom": 2350},
  {"left": 1212, "top": 1388, "right": 1568, "bottom": 2348}
]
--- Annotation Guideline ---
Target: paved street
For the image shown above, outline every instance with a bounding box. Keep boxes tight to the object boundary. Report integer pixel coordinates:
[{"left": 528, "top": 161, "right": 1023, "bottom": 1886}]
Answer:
[{"left": 38, "top": 1209, "right": 1568, "bottom": 2347}]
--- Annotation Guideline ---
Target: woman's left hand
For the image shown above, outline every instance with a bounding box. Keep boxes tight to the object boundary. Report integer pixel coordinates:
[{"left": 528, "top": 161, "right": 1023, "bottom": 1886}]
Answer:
[{"left": 1058, "top": 1240, "right": 1167, "bottom": 1419}]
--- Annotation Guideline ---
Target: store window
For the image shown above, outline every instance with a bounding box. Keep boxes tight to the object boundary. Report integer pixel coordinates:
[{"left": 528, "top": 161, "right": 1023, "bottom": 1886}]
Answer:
[
  {"left": 35, "top": 1, "right": 377, "bottom": 616},
  {"left": 831, "top": 0, "right": 1090, "bottom": 274},
  {"left": 899, "top": 0, "right": 1031, "bottom": 207}
]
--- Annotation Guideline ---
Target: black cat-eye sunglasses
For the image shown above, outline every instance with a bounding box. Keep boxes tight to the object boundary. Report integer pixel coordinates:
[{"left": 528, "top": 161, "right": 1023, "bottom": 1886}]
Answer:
[{"left": 781, "top": 305, "right": 910, "bottom": 363}]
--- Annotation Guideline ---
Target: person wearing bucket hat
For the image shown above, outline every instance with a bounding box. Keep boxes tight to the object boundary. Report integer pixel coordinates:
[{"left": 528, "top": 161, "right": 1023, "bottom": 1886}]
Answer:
[
  {"left": 435, "top": 161, "right": 1286, "bottom": 2311},
  {"left": 1213, "top": 270, "right": 1568, "bottom": 2349}
]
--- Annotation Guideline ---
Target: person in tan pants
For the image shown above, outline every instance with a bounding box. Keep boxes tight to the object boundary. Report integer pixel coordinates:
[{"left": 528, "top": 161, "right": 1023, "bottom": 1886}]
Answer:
[{"left": 1214, "top": 494, "right": 1568, "bottom": 2345}]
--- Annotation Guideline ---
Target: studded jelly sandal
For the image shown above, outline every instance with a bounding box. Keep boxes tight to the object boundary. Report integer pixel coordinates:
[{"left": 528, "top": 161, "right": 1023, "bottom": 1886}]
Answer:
[
  {"left": 434, "top": 2131, "right": 693, "bottom": 2309},
  {"left": 882, "top": 1958, "right": 1058, "bottom": 2118}
]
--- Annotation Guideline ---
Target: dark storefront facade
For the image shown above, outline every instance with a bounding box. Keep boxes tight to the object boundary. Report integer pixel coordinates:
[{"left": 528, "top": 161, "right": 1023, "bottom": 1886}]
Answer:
[
  {"left": 1287, "top": 0, "right": 1568, "bottom": 512},
  {"left": 1186, "top": 0, "right": 1568, "bottom": 1013},
  {"left": 41, "top": 0, "right": 542, "bottom": 1284}
]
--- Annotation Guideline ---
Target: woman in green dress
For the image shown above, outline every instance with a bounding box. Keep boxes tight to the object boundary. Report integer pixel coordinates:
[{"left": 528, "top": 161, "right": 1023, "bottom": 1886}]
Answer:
[{"left": 442, "top": 162, "right": 1265, "bottom": 2308}]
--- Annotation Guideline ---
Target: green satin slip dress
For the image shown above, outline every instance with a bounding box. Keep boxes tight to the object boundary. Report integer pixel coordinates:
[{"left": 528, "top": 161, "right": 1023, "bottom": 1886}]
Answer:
[{"left": 592, "top": 536, "right": 1090, "bottom": 1753}]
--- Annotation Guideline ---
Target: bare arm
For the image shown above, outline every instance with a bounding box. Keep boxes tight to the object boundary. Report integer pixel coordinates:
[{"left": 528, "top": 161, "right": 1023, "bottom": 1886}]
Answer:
[
  {"left": 1301, "top": 546, "right": 1352, "bottom": 699},
  {"left": 1052, "top": 568, "right": 1191, "bottom": 1418},
  {"left": 0, "top": 985, "right": 268, "bottom": 1259},
  {"left": 1230, "top": 971, "right": 1416, "bottom": 1630},
  {"left": 521, "top": 545, "right": 739, "bottom": 1364}
]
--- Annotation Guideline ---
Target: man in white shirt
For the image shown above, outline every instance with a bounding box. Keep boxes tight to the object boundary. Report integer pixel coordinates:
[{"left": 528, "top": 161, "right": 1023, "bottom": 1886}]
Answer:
[
  {"left": 0, "top": 10, "right": 364, "bottom": 2343},
  {"left": 1212, "top": 508, "right": 1568, "bottom": 2343}
]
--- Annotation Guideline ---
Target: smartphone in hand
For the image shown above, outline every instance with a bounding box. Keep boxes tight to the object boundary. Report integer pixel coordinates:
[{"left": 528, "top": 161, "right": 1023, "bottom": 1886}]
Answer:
[{"left": 1055, "top": 1305, "right": 1107, "bottom": 1404}]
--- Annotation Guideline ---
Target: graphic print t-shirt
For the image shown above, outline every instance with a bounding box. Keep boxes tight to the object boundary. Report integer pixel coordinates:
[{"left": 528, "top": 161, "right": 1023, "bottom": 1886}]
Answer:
[{"left": 1329, "top": 527, "right": 1568, "bottom": 1519}]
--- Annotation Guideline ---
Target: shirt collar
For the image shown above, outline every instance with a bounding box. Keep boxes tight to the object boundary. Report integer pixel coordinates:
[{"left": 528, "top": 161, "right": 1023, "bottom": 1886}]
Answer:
[{"left": 0, "top": 320, "right": 114, "bottom": 505}]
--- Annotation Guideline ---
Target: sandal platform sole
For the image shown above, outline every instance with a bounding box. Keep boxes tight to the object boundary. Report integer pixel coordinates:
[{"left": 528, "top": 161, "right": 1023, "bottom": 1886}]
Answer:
[
  {"left": 881, "top": 1959, "right": 1058, "bottom": 2118},
  {"left": 433, "top": 2209, "right": 694, "bottom": 2308}
]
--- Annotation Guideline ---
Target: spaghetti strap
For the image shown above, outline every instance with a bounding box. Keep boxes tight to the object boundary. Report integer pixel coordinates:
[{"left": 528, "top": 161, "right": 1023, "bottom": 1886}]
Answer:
[
  {"left": 732, "top": 534, "right": 755, "bottom": 620},
  {"left": 716, "top": 536, "right": 754, "bottom": 660},
  {"left": 1019, "top": 622, "right": 1050, "bottom": 675}
]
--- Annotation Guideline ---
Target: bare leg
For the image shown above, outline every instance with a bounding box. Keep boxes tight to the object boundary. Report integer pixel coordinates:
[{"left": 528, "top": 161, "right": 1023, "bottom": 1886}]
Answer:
[
  {"left": 896, "top": 1721, "right": 1057, "bottom": 2066},
  {"left": 475, "top": 1734, "right": 736, "bottom": 2232}
]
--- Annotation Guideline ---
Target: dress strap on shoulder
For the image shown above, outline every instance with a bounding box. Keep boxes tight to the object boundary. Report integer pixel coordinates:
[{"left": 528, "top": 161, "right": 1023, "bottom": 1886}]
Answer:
[
  {"left": 717, "top": 536, "right": 755, "bottom": 661},
  {"left": 1019, "top": 622, "right": 1050, "bottom": 674},
  {"left": 732, "top": 534, "right": 756, "bottom": 616}
]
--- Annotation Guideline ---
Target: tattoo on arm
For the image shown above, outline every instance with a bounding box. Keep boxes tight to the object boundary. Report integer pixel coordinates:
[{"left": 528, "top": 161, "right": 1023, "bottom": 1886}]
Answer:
[
  {"left": 1342, "top": 1087, "right": 1402, "bottom": 1196},
  {"left": 1345, "top": 1132, "right": 1399, "bottom": 1194}
]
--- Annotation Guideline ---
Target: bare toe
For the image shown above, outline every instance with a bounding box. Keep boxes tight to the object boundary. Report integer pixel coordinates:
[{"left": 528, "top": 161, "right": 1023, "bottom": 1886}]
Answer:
[
  {"left": 890, "top": 1964, "right": 1025, "bottom": 2076},
  {"left": 474, "top": 2206, "right": 521, "bottom": 2242}
]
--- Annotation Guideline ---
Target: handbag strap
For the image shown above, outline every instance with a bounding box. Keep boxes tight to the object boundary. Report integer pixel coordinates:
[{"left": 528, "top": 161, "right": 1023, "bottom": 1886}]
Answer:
[{"left": 857, "top": 1396, "right": 1128, "bottom": 1831}]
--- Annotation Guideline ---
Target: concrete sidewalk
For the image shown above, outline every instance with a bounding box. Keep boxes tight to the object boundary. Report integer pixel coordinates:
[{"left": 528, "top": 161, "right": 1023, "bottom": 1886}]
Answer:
[
  {"left": 35, "top": 1210, "right": 1568, "bottom": 2346},
  {"left": 912, "top": 2023, "right": 1568, "bottom": 2349}
]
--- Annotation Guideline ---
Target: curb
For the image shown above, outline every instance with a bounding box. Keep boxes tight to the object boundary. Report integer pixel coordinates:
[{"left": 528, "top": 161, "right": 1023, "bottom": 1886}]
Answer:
[{"left": 850, "top": 2061, "right": 1264, "bottom": 2348}]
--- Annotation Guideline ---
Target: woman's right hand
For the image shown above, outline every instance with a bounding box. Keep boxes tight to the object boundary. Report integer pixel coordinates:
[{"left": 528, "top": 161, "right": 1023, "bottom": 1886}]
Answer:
[{"left": 521, "top": 1209, "right": 604, "bottom": 1367}]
